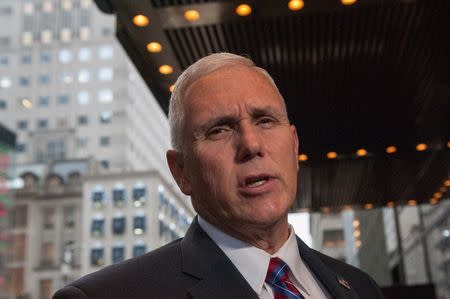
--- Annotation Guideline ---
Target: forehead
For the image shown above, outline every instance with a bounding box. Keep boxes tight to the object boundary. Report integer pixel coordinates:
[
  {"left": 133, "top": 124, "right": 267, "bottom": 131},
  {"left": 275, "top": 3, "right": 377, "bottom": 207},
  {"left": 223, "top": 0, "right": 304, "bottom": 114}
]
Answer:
[{"left": 183, "top": 65, "right": 284, "bottom": 117}]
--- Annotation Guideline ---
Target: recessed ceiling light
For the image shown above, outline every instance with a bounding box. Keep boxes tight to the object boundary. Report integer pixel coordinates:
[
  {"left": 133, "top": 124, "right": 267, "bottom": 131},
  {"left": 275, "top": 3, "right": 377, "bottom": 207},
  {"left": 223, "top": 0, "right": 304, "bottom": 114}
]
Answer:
[
  {"left": 21, "top": 98, "right": 33, "bottom": 109},
  {"left": 341, "top": 0, "right": 357, "bottom": 5},
  {"left": 159, "top": 65, "right": 173, "bottom": 75},
  {"left": 298, "top": 154, "right": 308, "bottom": 161},
  {"left": 288, "top": 0, "right": 304, "bottom": 11},
  {"left": 386, "top": 146, "right": 397, "bottom": 154},
  {"left": 356, "top": 149, "right": 367, "bottom": 157},
  {"left": 133, "top": 15, "right": 149, "bottom": 27},
  {"left": 146, "top": 42, "right": 162, "bottom": 53},
  {"left": 327, "top": 152, "right": 337, "bottom": 159},
  {"left": 184, "top": 10, "right": 200, "bottom": 22},
  {"left": 416, "top": 143, "right": 427, "bottom": 151},
  {"left": 236, "top": 4, "right": 252, "bottom": 16}
]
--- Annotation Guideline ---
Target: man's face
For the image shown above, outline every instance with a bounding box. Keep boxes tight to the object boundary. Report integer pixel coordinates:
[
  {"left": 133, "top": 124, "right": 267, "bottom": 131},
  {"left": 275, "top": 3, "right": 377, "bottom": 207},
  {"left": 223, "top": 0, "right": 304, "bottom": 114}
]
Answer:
[{"left": 169, "top": 65, "right": 299, "bottom": 232}]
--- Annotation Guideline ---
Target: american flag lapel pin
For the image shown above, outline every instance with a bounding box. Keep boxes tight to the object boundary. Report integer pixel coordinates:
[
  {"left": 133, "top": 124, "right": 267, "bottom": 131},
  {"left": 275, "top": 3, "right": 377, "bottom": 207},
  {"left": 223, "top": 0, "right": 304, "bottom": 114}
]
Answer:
[{"left": 337, "top": 277, "right": 351, "bottom": 290}]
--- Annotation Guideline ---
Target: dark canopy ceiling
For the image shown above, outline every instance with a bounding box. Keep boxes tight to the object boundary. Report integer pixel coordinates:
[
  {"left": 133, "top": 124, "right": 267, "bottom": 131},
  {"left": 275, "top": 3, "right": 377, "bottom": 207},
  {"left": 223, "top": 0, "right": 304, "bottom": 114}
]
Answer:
[{"left": 95, "top": 0, "right": 449, "bottom": 211}]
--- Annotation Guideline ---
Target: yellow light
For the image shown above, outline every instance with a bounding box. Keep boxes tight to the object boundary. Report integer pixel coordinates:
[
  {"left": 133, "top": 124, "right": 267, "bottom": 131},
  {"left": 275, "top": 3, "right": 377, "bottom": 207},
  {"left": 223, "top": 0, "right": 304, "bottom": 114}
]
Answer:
[
  {"left": 298, "top": 154, "right": 308, "bottom": 162},
  {"left": 447, "top": 141, "right": 450, "bottom": 148},
  {"left": 235, "top": 4, "right": 252, "bottom": 16},
  {"left": 21, "top": 98, "right": 33, "bottom": 109},
  {"left": 341, "top": 0, "right": 357, "bottom": 5},
  {"left": 352, "top": 220, "right": 360, "bottom": 227},
  {"left": 387, "top": 201, "right": 395, "bottom": 208},
  {"left": 356, "top": 148, "right": 367, "bottom": 157},
  {"left": 288, "top": 0, "right": 304, "bottom": 11},
  {"left": 327, "top": 152, "right": 337, "bottom": 159},
  {"left": 416, "top": 143, "right": 427, "bottom": 151},
  {"left": 407, "top": 199, "right": 417, "bottom": 206},
  {"left": 353, "top": 230, "right": 361, "bottom": 238},
  {"left": 445, "top": 180, "right": 450, "bottom": 187},
  {"left": 146, "top": 42, "right": 162, "bottom": 53},
  {"left": 364, "top": 203, "right": 373, "bottom": 210},
  {"left": 133, "top": 15, "right": 149, "bottom": 27},
  {"left": 355, "top": 240, "right": 362, "bottom": 247},
  {"left": 430, "top": 198, "right": 439, "bottom": 205},
  {"left": 434, "top": 192, "right": 442, "bottom": 199},
  {"left": 386, "top": 146, "right": 397, "bottom": 154},
  {"left": 342, "top": 205, "right": 353, "bottom": 211},
  {"left": 169, "top": 84, "right": 175, "bottom": 93},
  {"left": 159, "top": 65, "right": 173, "bottom": 75},
  {"left": 134, "top": 228, "right": 144, "bottom": 235},
  {"left": 184, "top": 9, "right": 200, "bottom": 22}
]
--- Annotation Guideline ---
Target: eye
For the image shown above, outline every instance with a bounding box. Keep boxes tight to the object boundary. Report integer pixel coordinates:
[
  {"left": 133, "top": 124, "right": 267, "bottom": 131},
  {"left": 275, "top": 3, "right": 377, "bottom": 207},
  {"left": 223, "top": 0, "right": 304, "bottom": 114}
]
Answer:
[
  {"left": 256, "top": 116, "right": 276, "bottom": 127},
  {"left": 206, "top": 126, "right": 231, "bottom": 139}
]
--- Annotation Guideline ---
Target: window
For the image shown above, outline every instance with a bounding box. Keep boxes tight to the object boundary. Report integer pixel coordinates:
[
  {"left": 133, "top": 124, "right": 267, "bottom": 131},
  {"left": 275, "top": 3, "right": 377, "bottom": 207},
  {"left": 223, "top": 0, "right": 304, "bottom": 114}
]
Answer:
[
  {"left": 0, "top": 55, "right": 9, "bottom": 66},
  {"left": 57, "top": 95, "right": 70, "bottom": 105},
  {"left": 80, "top": 27, "right": 90, "bottom": 41},
  {"left": 16, "top": 143, "right": 26, "bottom": 153},
  {"left": 10, "top": 234, "right": 26, "bottom": 262},
  {"left": 99, "top": 136, "right": 110, "bottom": 147},
  {"left": 323, "top": 229, "right": 345, "bottom": 248},
  {"left": 100, "top": 160, "right": 109, "bottom": 169},
  {"left": 17, "top": 120, "right": 28, "bottom": 130},
  {"left": 37, "top": 119, "right": 48, "bottom": 129},
  {"left": 11, "top": 206, "right": 28, "bottom": 228},
  {"left": 133, "top": 244, "right": 147, "bottom": 257},
  {"left": 78, "top": 48, "right": 91, "bottom": 62},
  {"left": 91, "top": 218, "right": 105, "bottom": 237},
  {"left": 39, "top": 279, "right": 53, "bottom": 299},
  {"left": 113, "top": 187, "right": 125, "bottom": 207},
  {"left": 19, "top": 76, "right": 31, "bottom": 87},
  {"left": 0, "top": 6, "right": 12, "bottom": 16},
  {"left": 92, "top": 188, "right": 105, "bottom": 208},
  {"left": 58, "top": 49, "right": 72, "bottom": 64},
  {"left": 76, "top": 137, "right": 88, "bottom": 148},
  {"left": 0, "top": 36, "right": 10, "bottom": 47},
  {"left": 77, "top": 91, "right": 90, "bottom": 105},
  {"left": 77, "top": 115, "right": 88, "bottom": 125},
  {"left": 60, "top": 71, "right": 73, "bottom": 84},
  {"left": 0, "top": 100, "right": 6, "bottom": 109},
  {"left": 133, "top": 185, "right": 147, "bottom": 207},
  {"left": 63, "top": 206, "right": 76, "bottom": 228},
  {"left": 80, "top": 9, "right": 90, "bottom": 27},
  {"left": 98, "top": 68, "right": 113, "bottom": 81},
  {"left": 90, "top": 247, "right": 104, "bottom": 266},
  {"left": 100, "top": 111, "right": 112, "bottom": 124},
  {"left": 21, "top": 54, "right": 32, "bottom": 64},
  {"left": 0, "top": 76, "right": 11, "bottom": 88},
  {"left": 40, "top": 242, "right": 55, "bottom": 266},
  {"left": 47, "top": 139, "right": 66, "bottom": 160},
  {"left": 133, "top": 215, "right": 146, "bottom": 235},
  {"left": 98, "top": 89, "right": 113, "bottom": 103},
  {"left": 38, "top": 74, "right": 51, "bottom": 85},
  {"left": 78, "top": 69, "right": 90, "bottom": 83},
  {"left": 102, "top": 27, "right": 112, "bottom": 37},
  {"left": 99, "top": 46, "right": 113, "bottom": 60},
  {"left": 112, "top": 216, "right": 125, "bottom": 235},
  {"left": 40, "top": 52, "right": 51, "bottom": 63},
  {"left": 38, "top": 96, "right": 50, "bottom": 107},
  {"left": 42, "top": 207, "right": 55, "bottom": 229},
  {"left": 112, "top": 246, "right": 125, "bottom": 264}
]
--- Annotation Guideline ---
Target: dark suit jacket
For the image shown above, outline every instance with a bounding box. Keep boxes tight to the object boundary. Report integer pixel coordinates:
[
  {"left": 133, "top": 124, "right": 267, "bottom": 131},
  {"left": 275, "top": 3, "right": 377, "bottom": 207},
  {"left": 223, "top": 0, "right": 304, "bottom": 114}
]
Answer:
[{"left": 53, "top": 218, "right": 384, "bottom": 299}]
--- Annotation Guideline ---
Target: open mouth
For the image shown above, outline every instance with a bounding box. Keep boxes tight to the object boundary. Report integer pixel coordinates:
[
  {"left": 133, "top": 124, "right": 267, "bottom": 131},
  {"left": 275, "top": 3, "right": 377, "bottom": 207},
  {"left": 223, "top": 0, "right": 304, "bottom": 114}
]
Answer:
[{"left": 245, "top": 176, "right": 271, "bottom": 188}]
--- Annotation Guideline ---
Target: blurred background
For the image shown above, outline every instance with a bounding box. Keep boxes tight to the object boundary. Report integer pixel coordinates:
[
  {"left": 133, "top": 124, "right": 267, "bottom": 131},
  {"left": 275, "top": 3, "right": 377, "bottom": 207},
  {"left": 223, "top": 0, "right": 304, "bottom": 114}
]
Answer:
[{"left": 0, "top": 0, "right": 449, "bottom": 298}]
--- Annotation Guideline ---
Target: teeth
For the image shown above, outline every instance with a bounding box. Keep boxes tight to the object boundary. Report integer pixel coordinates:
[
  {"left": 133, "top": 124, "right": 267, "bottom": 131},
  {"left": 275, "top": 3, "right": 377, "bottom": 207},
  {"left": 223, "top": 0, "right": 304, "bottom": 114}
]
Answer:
[{"left": 247, "top": 179, "right": 267, "bottom": 188}]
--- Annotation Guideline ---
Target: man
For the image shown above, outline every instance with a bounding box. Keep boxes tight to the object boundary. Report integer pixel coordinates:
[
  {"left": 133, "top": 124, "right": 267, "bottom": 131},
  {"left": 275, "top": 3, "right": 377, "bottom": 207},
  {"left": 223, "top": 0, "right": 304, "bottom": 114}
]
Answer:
[{"left": 54, "top": 53, "right": 384, "bottom": 299}]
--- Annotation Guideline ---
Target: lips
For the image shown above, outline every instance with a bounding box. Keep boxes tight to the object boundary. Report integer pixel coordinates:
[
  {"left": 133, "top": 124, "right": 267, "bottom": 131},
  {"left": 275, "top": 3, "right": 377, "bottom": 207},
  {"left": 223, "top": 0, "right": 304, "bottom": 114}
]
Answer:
[{"left": 238, "top": 174, "right": 276, "bottom": 195}]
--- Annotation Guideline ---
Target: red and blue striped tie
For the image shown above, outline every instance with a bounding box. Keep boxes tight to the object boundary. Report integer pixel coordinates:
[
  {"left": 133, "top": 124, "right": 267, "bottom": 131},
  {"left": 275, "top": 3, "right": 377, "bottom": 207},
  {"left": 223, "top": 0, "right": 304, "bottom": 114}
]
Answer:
[{"left": 265, "top": 257, "right": 305, "bottom": 299}]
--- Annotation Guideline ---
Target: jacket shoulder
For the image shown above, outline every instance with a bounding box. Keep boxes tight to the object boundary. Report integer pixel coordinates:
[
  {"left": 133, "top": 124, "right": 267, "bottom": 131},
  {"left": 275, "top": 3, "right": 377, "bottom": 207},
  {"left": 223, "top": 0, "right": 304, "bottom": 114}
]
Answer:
[
  {"left": 53, "top": 239, "right": 193, "bottom": 299},
  {"left": 313, "top": 249, "right": 384, "bottom": 298}
]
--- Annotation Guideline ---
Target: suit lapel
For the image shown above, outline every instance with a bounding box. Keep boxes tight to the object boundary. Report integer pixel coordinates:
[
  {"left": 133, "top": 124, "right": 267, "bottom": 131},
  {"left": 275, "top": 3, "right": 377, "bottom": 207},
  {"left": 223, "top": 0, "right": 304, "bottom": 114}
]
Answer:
[
  {"left": 181, "top": 219, "right": 259, "bottom": 299},
  {"left": 296, "top": 236, "right": 359, "bottom": 299}
]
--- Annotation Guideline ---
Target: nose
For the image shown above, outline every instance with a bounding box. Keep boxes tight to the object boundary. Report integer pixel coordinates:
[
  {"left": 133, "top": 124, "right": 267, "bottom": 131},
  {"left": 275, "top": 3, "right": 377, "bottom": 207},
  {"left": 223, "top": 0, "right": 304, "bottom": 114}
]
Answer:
[{"left": 235, "top": 123, "right": 264, "bottom": 163}]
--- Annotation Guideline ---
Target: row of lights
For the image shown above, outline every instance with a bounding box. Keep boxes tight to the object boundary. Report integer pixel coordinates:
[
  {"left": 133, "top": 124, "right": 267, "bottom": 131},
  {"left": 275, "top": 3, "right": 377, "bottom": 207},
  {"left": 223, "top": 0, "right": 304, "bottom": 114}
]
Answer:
[
  {"left": 297, "top": 142, "right": 450, "bottom": 162},
  {"left": 316, "top": 179, "right": 450, "bottom": 214},
  {"left": 352, "top": 219, "right": 362, "bottom": 248},
  {"left": 132, "top": 0, "right": 358, "bottom": 92}
]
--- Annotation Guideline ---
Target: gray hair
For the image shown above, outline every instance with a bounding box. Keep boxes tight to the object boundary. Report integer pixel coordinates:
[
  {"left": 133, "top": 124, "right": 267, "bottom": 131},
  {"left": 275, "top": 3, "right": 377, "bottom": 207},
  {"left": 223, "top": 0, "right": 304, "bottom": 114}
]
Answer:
[{"left": 168, "top": 52, "right": 283, "bottom": 151}]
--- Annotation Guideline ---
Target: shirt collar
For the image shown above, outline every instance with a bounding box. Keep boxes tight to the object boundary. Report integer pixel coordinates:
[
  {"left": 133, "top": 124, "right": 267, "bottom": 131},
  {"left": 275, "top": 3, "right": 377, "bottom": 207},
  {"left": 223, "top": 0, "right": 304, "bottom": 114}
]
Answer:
[{"left": 197, "top": 216, "right": 311, "bottom": 296}]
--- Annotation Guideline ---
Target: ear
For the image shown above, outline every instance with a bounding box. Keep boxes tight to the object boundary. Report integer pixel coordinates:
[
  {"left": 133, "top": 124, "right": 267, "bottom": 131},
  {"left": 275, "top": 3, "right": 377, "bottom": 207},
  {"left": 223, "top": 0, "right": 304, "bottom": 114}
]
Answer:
[
  {"left": 290, "top": 125, "right": 300, "bottom": 170},
  {"left": 166, "top": 149, "right": 192, "bottom": 195}
]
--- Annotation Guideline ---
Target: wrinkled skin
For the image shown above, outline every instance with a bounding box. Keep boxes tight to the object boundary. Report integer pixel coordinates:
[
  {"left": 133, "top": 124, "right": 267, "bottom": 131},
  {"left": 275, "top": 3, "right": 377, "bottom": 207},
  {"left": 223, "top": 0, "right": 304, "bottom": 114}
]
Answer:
[{"left": 167, "top": 65, "right": 299, "bottom": 253}]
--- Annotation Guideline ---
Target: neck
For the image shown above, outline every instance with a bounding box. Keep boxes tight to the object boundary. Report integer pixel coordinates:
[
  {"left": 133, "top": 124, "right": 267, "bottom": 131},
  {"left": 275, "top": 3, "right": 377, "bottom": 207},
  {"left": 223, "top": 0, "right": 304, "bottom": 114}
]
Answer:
[{"left": 206, "top": 216, "right": 290, "bottom": 255}]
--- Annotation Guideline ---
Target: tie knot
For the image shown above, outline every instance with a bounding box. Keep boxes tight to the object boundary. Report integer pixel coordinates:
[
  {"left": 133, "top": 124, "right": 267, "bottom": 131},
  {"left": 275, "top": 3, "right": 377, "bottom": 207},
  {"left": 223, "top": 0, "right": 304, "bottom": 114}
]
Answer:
[{"left": 265, "top": 257, "right": 290, "bottom": 284}]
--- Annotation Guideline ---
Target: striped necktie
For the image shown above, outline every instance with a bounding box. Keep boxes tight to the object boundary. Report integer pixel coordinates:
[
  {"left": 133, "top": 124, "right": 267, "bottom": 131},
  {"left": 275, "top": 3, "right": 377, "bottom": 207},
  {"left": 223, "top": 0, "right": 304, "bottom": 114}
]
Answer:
[{"left": 265, "top": 257, "right": 305, "bottom": 299}]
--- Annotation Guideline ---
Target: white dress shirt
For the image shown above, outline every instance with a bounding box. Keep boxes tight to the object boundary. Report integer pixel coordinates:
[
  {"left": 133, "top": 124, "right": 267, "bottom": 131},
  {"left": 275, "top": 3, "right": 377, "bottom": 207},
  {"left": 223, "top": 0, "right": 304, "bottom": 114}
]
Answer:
[{"left": 198, "top": 217, "right": 330, "bottom": 299}]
